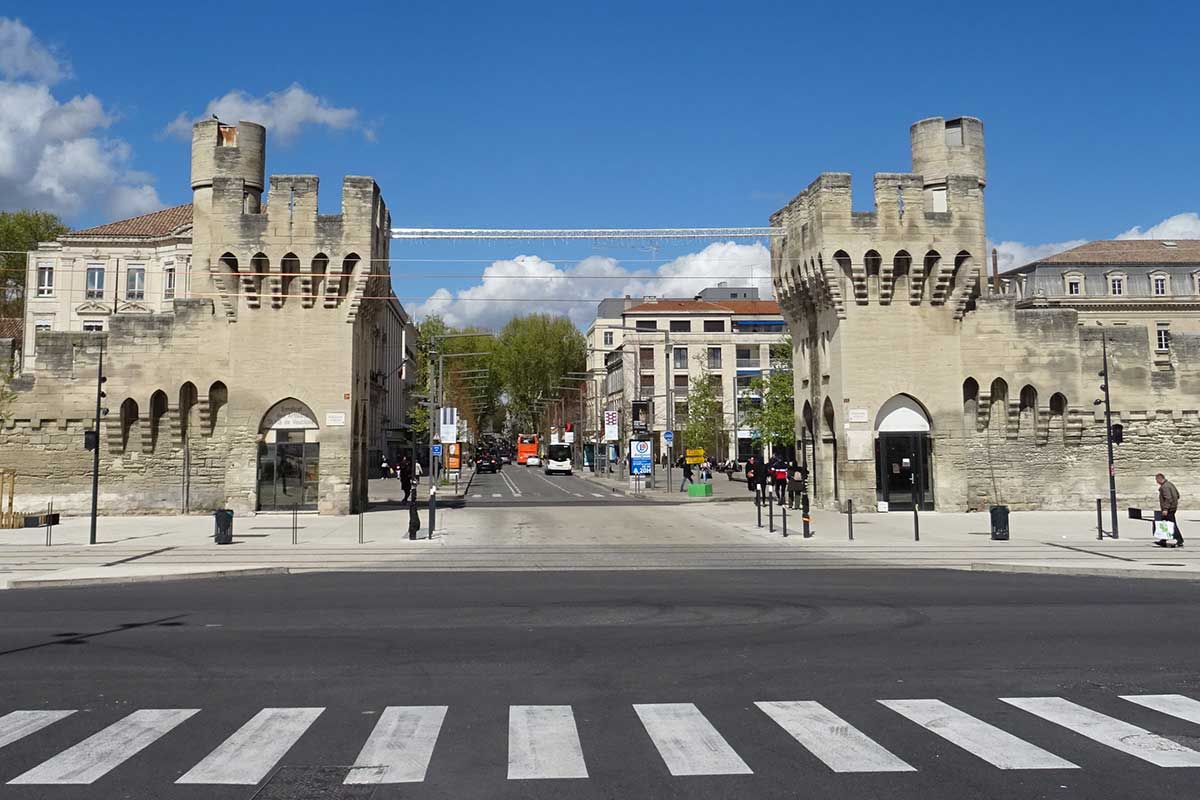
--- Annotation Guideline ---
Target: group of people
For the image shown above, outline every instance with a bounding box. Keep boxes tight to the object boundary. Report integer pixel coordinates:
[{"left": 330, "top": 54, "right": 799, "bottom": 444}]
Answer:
[
  {"left": 379, "top": 455, "right": 422, "bottom": 503},
  {"left": 676, "top": 457, "right": 715, "bottom": 491},
  {"left": 743, "top": 454, "right": 808, "bottom": 509}
]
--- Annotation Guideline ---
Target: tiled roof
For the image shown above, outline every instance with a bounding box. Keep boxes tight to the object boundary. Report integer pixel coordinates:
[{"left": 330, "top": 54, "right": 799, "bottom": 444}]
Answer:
[
  {"left": 67, "top": 204, "right": 193, "bottom": 239},
  {"left": 1032, "top": 239, "right": 1200, "bottom": 267},
  {"left": 624, "top": 299, "right": 781, "bottom": 315}
]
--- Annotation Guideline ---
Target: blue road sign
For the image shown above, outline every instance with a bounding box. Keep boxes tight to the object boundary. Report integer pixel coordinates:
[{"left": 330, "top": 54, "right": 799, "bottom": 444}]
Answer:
[
  {"left": 663, "top": 431, "right": 674, "bottom": 446},
  {"left": 431, "top": 444, "right": 443, "bottom": 456}
]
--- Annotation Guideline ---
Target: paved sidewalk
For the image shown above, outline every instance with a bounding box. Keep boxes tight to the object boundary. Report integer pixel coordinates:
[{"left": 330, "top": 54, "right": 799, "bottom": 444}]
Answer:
[{"left": 576, "top": 465, "right": 748, "bottom": 502}]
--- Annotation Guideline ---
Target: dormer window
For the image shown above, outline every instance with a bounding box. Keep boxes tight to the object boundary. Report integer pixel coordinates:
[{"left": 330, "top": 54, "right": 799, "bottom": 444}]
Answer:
[
  {"left": 1063, "top": 272, "right": 1084, "bottom": 296},
  {"left": 1107, "top": 273, "right": 1126, "bottom": 296},
  {"left": 1150, "top": 272, "right": 1170, "bottom": 297}
]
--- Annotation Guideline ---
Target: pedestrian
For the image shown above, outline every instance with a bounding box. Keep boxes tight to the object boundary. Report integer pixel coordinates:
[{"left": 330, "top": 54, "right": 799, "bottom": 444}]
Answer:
[
  {"left": 768, "top": 455, "right": 787, "bottom": 505},
  {"left": 745, "top": 456, "right": 761, "bottom": 505},
  {"left": 1156, "top": 472, "right": 1184, "bottom": 548},
  {"left": 701, "top": 459, "right": 711, "bottom": 482},
  {"left": 380, "top": 456, "right": 391, "bottom": 480},
  {"left": 399, "top": 456, "right": 414, "bottom": 503},
  {"left": 680, "top": 459, "right": 695, "bottom": 492},
  {"left": 788, "top": 460, "right": 806, "bottom": 509}
]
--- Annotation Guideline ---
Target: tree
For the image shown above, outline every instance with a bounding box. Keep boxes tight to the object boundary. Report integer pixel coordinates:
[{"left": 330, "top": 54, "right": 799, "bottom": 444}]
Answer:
[
  {"left": 741, "top": 337, "right": 795, "bottom": 455},
  {"left": 684, "top": 358, "right": 723, "bottom": 460},
  {"left": 1, "top": 211, "right": 69, "bottom": 317},
  {"left": 493, "top": 314, "right": 585, "bottom": 434}
]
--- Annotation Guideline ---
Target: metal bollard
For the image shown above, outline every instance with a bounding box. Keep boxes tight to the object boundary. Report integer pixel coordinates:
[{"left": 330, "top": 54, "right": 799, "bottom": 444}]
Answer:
[
  {"left": 847, "top": 498, "right": 854, "bottom": 541},
  {"left": 768, "top": 491, "right": 774, "bottom": 533},
  {"left": 782, "top": 503, "right": 788, "bottom": 537},
  {"left": 757, "top": 490, "right": 762, "bottom": 528},
  {"left": 45, "top": 500, "right": 53, "bottom": 547},
  {"left": 358, "top": 510, "right": 364, "bottom": 544},
  {"left": 1096, "top": 497, "right": 1104, "bottom": 540},
  {"left": 292, "top": 503, "right": 298, "bottom": 545},
  {"left": 913, "top": 505, "right": 920, "bottom": 542},
  {"left": 802, "top": 493, "right": 811, "bottom": 538}
]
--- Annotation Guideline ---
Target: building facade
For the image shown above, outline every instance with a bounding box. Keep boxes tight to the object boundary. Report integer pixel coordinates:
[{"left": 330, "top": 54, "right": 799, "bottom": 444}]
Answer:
[
  {"left": 584, "top": 286, "right": 789, "bottom": 463},
  {"left": 0, "top": 119, "right": 416, "bottom": 516},
  {"left": 771, "top": 116, "right": 1199, "bottom": 512}
]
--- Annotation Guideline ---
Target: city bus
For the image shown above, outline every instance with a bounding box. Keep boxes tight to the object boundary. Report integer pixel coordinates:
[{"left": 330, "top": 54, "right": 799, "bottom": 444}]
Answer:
[{"left": 516, "top": 434, "right": 539, "bottom": 465}]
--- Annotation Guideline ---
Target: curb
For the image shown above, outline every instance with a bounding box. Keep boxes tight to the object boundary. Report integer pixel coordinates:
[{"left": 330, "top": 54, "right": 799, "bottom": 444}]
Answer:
[
  {"left": 970, "top": 562, "right": 1200, "bottom": 581},
  {"left": 3, "top": 566, "right": 291, "bottom": 591}
]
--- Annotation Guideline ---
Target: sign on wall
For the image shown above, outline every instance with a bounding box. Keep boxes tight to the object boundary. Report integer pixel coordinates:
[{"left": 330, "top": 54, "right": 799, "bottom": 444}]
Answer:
[
  {"left": 604, "top": 410, "right": 619, "bottom": 442},
  {"left": 325, "top": 412, "right": 346, "bottom": 427}
]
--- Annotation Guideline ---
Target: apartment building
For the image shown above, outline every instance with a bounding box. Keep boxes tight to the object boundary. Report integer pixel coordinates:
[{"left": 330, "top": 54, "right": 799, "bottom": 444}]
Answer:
[{"left": 583, "top": 284, "right": 788, "bottom": 463}]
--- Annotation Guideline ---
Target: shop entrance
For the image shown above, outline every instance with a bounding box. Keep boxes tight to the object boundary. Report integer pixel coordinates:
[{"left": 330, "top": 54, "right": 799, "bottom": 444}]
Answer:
[
  {"left": 257, "top": 399, "right": 321, "bottom": 511},
  {"left": 873, "top": 394, "right": 934, "bottom": 511}
]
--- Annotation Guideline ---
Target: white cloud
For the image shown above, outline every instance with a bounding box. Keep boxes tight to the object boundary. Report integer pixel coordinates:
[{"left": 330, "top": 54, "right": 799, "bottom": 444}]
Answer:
[
  {"left": 164, "top": 84, "right": 366, "bottom": 144},
  {"left": 990, "top": 238, "right": 1088, "bottom": 272},
  {"left": 0, "top": 19, "right": 161, "bottom": 220},
  {"left": 1116, "top": 212, "right": 1200, "bottom": 240},
  {"left": 413, "top": 241, "right": 772, "bottom": 329},
  {"left": 0, "top": 18, "right": 69, "bottom": 84}
]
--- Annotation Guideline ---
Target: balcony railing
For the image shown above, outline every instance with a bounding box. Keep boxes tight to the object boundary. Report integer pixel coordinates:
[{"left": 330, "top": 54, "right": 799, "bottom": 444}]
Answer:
[{"left": 736, "top": 358, "right": 761, "bottom": 369}]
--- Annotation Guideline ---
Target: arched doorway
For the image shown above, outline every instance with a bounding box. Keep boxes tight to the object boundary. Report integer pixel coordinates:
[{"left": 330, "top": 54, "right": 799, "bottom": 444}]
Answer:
[
  {"left": 874, "top": 395, "right": 934, "bottom": 511},
  {"left": 257, "top": 399, "right": 321, "bottom": 511}
]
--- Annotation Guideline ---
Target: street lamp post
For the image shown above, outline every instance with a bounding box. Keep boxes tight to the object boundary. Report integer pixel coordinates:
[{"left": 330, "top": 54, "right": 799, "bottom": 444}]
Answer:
[
  {"left": 87, "top": 338, "right": 107, "bottom": 546},
  {"left": 1096, "top": 329, "right": 1119, "bottom": 539}
]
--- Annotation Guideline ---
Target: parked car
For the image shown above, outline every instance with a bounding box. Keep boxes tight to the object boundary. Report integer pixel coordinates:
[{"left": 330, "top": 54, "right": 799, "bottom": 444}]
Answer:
[
  {"left": 500, "top": 453, "right": 512, "bottom": 464},
  {"left": 525, "top": 455, "right": 541, "bottom": 467},
  {"left": 476, "top": 451, "right": 502, "bottom": 474}
]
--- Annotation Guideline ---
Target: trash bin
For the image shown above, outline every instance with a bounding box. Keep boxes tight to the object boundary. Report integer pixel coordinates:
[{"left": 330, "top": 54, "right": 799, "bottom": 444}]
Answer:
[
  {"left": 214, "top": 508, "right": 234, "bottom": 544},
  {"left": 989, "top": 505, "right": 1010, "bottom": 541}
]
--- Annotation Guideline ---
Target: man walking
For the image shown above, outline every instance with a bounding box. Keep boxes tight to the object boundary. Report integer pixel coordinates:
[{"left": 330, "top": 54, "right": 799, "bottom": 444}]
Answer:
[
  {"left": 1157, "top": 472, "right": 1183, "bottom": 547},
  {"left": 399, "top": 456, "right": 414, "bottom": 503},
  {"left": 745, "top": 456, "right": 761, "bottom": 505},
  {"left": 679, "top": 457, "right": 694, "bottom": 492}
]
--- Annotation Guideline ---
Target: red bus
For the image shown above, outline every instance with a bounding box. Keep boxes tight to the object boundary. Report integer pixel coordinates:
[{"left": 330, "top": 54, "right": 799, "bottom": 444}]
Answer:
[{"left": 516, "top": 434, "right": 539, "bottom": 465}]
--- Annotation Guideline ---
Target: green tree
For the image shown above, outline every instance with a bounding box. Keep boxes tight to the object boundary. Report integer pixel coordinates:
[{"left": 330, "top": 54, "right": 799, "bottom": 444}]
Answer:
[
  {"left": 742, "top": 337, "right": 795, "bottom": 453},
  {"left": 1, "top": 210, "right": 69, "bottom": 317},
  {"left": 684, "top": 358, "right": 723, "bottom": 459},
  {"left": 493, "top": 314, "right": 586, "bottom": 434}
]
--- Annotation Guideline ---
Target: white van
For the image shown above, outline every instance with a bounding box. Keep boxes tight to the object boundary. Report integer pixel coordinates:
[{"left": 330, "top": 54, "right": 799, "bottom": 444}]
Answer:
[{"left": 544, "top": 444, "right": 573, "bottom": 476}]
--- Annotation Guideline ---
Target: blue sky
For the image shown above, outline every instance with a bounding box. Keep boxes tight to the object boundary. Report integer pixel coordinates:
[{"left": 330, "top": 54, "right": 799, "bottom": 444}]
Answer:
[{"left": 3, "top": 1, "right": 1198, "bottom": 327}]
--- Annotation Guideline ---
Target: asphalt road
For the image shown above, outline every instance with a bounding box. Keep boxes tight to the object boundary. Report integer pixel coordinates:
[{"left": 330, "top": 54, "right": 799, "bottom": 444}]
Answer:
[
  {"left": 2, "top": 569, "right": 1199, "bottom": 799},
  {"left": 461, "top": 462, "right": 655, "bottom": 507}
]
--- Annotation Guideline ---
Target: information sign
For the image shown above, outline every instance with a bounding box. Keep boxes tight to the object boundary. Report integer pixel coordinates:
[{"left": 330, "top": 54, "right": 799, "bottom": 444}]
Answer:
[
  {"left": 685, "top": 447, "right": 705, "bottom": 465},
  {"left": 629, "top": 439, "right": 653, "bottom": 476}
]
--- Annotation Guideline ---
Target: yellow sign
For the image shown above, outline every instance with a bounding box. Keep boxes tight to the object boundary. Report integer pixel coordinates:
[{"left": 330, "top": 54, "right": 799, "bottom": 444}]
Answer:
[{"left": 685, "top": 447, "right": 705, "bottom": 465}]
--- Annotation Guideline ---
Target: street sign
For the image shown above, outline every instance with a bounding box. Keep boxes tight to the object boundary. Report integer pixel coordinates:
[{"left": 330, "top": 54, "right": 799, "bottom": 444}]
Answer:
[
  {"left": 431, "top": 444, "right": 443, "bottom": 456},
  {"left": 663, "top": 431, "right": 674, "bottom": 449},
  {"left": 685, "top": 447, "right": 705, "bottom": 465},
  {"left": 604, "top": 410, "right": 619, "bottom": 442},
  {"left": 440, "top": 407, "right": 458, "bottom": 444},
  {"left": 629, "top": 439, "right": 653, "bottom": 476}
]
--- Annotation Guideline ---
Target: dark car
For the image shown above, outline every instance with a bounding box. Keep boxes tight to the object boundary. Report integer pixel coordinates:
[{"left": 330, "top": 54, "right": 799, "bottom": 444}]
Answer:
[{"left": 476, "top": 451, "right": 501, "bottom": 473}]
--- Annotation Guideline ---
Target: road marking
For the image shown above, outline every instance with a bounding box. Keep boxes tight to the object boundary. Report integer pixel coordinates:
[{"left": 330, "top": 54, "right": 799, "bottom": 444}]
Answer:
[
  {"left": 0, "top": 710, "right": 75, "bottom": 751},
  {"left": 10, "top": 708, "right": 199, "bottom": 785},
  {"left": 176, "top": 707, "right": 324, "bottom": 784},
  {"left": 346, "top": 706, "right": 447, "bottom": 784},
  {"left": 1122, "top": 694, "right": 1200, "bottom": 725},
  {"left": 472, "top": 494, "right": 482, "bottom": 498},
  {"left": 572, "top": 493, "right": 584, "bottom": 497},
  {"left": 499, "top": 469, "right": 523, "bottom": 497},
  {"left": 757, "top": 701, "right": 914, "bottom": 772},
  {"left": 881, "top": 699, "right": 1076, "bottom": 770},
  {"left": 508, "top": 705, "right": 588, "bottom": 780},
  {"left": 492, "top": 493, "right": 502, "bottom": 498},
  {"left": 532, "top": 470, "right": 575, "bottom": 495},
  {"left": 591, "top": 493, "right": 605, "bottom": 498},
  {"left": 1001, "top": 697, "right": 1200, "bottom": 767},
  {"left": 634, "top": 703, "right": 752, "bottom": 776}
]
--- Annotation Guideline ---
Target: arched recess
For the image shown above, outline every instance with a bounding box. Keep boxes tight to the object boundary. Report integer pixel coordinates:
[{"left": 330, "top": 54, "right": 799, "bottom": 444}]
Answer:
[
  {"left": 120, "top": 398, "right": 139, "bottom": 452},
  {"left": 310, "top": 253, "right": 329, "bottom": 305},
  {"left": 874, "top": 394, "right": 935, "bottom": 511},
  {"left": 951, "top": 250, "right": 972, "bottom": 298},
  {"left": 1049, "top": 392, "right": 1068, "bottom": 439},
  {"left": 834, "top": 250, "right": 853, "bottom": 300},
  {"left": 1019, "top": 384, "right": 1038, "bottom": 437},
  {"left": 890, "top": 250, "right": 911, "bottom": 303},
  {"left": 875, "top": 394, "right": 932, "bottom": 433},
  {"left": 339, "top": 253, "right": 360, "bottom": 300},
  {"left": 918, "top": 249, "right": 940, "bottom": 303},
  {"left": 822, "top": 396, "right": 838, "bottom": 501},
  {"left": 280, "top": 253, "right": 300, "bottom": 299},
  {"left": 218, "top": 252, "right": 238, "bottom": 279},
  {"left": 864, "top": 250, "right": 882, "bottom": 302},
  {"left": 249, "top": 253, "right": 269, "bottom": 305},
  {"left": 179, "top": 382, "right": 198, "bottom": 444},
  {"left": 257, "top": 398, "right": 321, "bottom": 511},
  {"left": 208, "top": 381, "right": 228, "bottom": 435},
  {"left": 149, "top": 390, "right": 169, "bottom": 452},
  {"left": 989, "top": 378, "right": 1009, "bottom": 431},
  {"left": 962, "top": 377, "right": 980, "bottom": 423}
]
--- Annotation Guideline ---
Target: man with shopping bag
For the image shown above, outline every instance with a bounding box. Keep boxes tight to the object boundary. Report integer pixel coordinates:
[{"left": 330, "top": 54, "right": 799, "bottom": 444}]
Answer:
[{"left": 1154, "top": 473, "right": 1183, "bottom": 548}]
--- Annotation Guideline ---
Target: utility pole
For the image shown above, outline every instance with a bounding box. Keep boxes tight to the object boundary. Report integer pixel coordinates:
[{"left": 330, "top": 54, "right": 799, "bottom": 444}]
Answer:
[
  {"left": 1097, "top": 329, "right": 1119, "bottom": 538},
  {"left": 87, "top": 338, "right": 107, "bottom": 545}
]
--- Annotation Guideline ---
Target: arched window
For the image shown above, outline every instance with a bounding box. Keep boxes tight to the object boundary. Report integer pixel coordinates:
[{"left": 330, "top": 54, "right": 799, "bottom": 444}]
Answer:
[
  {"left": 864, "top": 250, "right": 881, "bottom": 301},
  {"left": 962, "top": 377, "right": 979, "bottom": 420},
  {"left": 340, "top": 253, "right": 360, "bottom": 299},
  {"left": 280, "top": 253, "right": 300, "bottom": 299},
  {"left": 179, "top": 382, "right": 198, "bottom": 444},
  {"left": 891, "top": 250, "right": 911, "bottom": 302},
  {"left": 989, "top": 378, "right": 1009, "bottom": 431},
  {"left": 149, "top": 390, "right": 168, "bottom": 452},
  {"left": 208, "top": 381, "right": 228, "bottom": 435},
  {"left": 311, "top": 253, "right": 328, "bottom": 305},
  {"left": 919, "top": 249, "right": 940, "bottom": 302},
  {"left": 120, "top": 398, "right": 139, "bottom": 452},
  {"left": 1019, "top": 384, "right": 1038, "bottom": 436},
  {"left": 834, "top": 250, "right": 853, "bottom": 299},
  {"left": 951, "top": 250, "right": 971, "bottom": 297},
  {"left": 1049, "top": 392, "right": 1067, "bottom": 417},
  {"left": 249, "top": 253, "right": 269, "bottom": 305}
]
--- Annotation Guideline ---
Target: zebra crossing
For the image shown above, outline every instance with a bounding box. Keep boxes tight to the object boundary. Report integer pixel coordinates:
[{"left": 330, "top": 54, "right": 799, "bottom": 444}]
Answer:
[{"left": 1, "top": 694, "right": 1199, "bottom": 788}]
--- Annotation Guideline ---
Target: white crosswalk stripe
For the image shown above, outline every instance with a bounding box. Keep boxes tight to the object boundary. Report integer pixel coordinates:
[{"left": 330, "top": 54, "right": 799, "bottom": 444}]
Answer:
[
  {"left": 1002, "top": 697, "right": 1200, "bottom": 767},
  {"left": 634, "top": 703, "right": 752, "bottom": 776},
  {"left": 0, "top": 710, "right": 75, "bottom": 751},
  {"left": 591, "top": 493, "right": 605, "bottom": 497},
  {"left": 881, "top": 699, "right": 1077, "bottom": 769},
  {"left": 346, "top": 706, "right": 446, "bottom": 784},
  {"left": 757, "top": 701, "right": 914, "bottom": 772},
  {"left": 9, "top": 708, "right": 198, "bottom": 785},
  {"left": 508, "top": 705, "right": 588, "bottom": 779},
  {"left": 1121, "top": 694, "right": 1200, "bottom": 725},
  {"left": 176, "top": 707, "right": 324, "bottom": 784}
]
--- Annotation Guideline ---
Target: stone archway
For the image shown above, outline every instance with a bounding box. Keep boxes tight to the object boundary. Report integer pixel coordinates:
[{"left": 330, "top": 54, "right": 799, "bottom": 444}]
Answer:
[
  {"left": 257, "top": 398, "right": 321, "bottom": 511},
  {"left": 874, "top": 394, "right": 934, "bottom": 511}
]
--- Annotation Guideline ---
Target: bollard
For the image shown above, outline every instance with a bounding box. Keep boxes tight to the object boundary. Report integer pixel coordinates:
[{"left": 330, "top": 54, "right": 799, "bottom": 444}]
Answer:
[
  {"left": 913, "top": 505, "right": 920, "bottom": 542},
  {"left": 408, "top": 500, "right": 420, "bottom": 540},
  {"left": 782, "top": 503, "right": 788, "bottom": 537},
  {"left": 847, "top": 498, "right": 854, "bottom": 541},
  {"left": 292, "top": 503, "right": 298, "bottom": 545},
  {"left": 45, "top": 500, "right": 53, "bottom": 547},
  {"left": 802, "top": 493, "right": 811, "bottom": 538},
  {"left": 1096, "top": 497, "right": 1104, "bottom": 540},
  {"left": 768, "top": 491, "right": 774, "bottom": 533},
  {"left": 756, "top": 491, "right": 762, "bottom": 528},
  {"left": 358, "top": 510, "right": 364, "bottom": 544}
]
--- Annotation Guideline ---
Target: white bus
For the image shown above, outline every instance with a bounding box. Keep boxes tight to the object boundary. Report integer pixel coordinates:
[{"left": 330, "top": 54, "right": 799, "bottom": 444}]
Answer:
[{"left": 544, "top": 443, "right": 573, "bottom": 476}]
